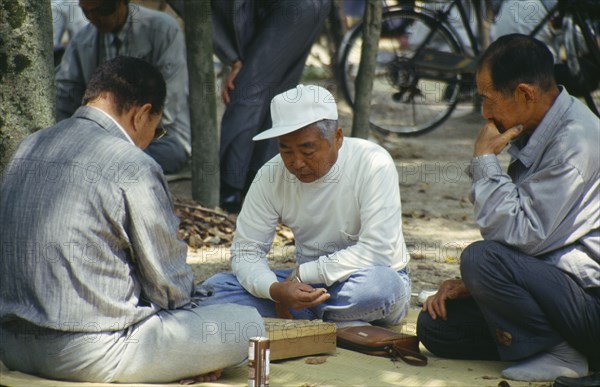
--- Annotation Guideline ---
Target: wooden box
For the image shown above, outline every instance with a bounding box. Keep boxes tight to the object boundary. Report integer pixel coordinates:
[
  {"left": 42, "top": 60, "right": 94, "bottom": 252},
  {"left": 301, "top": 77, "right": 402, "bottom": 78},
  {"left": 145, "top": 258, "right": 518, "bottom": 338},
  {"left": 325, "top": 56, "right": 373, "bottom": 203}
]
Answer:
[{"left": 263, "top": 318, "right": 337, "bottom": 361}]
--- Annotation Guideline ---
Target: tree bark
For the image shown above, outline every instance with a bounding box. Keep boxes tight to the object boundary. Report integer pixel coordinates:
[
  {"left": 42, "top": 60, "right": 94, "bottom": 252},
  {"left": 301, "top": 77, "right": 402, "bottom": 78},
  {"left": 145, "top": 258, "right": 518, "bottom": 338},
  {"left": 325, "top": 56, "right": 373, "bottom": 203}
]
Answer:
[
  {"left": 183, "top": 0, "right": 219, "bottom": 208},
  {"left": 0, "top": 0, "right": 55, "bottom": 174},
  {"left": 325, "top": 0, "right": 346, "bottom": 81},
  {"left": 350, "top": 0, "right": 381, "bottom": 139}
]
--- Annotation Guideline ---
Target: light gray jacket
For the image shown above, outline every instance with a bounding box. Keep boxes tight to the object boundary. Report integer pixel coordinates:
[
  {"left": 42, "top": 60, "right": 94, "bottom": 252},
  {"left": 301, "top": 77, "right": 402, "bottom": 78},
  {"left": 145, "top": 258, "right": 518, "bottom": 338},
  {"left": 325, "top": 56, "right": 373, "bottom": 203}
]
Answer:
[{"left": 0, "top": 106, "right": 193, "bottom": 332}]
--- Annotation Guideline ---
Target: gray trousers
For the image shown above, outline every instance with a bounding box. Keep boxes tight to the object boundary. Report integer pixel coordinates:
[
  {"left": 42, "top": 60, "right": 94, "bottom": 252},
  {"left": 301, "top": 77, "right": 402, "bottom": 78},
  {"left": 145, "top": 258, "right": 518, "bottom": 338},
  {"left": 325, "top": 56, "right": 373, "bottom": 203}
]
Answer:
[
  {"left": 0, "top": 304, "right": 264, "bottom": 383},
  {"left": 417, "top": 240, "right": 600, "bottom": 361},
  {"left": 219, "top": 0, "right": 332, "bottom": 193}
]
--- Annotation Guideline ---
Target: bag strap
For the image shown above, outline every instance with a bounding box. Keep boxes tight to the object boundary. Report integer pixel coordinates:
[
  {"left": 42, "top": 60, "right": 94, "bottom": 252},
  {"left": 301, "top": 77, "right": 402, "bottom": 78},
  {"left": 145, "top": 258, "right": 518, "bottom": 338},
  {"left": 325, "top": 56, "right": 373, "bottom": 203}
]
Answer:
[{"left": 385, "top": 344, "right": 428, "bottom": 366}]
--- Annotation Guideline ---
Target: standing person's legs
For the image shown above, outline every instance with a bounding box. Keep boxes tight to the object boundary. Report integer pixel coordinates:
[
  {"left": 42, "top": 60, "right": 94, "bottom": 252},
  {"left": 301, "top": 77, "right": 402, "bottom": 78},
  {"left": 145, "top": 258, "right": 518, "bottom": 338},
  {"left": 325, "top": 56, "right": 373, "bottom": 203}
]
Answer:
[
  {"left": 219, "top": 0, "right": 332, "bottom": 206},
  {"left": 461, "top": 240, "right": 600, "bottom": 380}
]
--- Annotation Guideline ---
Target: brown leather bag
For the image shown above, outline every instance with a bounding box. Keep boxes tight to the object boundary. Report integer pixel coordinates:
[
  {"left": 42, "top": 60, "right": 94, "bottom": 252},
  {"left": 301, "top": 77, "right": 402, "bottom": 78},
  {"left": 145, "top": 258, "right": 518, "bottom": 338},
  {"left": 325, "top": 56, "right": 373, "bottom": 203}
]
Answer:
[{"left": 336, "top": 326, "right": 428, "bottom": 366}]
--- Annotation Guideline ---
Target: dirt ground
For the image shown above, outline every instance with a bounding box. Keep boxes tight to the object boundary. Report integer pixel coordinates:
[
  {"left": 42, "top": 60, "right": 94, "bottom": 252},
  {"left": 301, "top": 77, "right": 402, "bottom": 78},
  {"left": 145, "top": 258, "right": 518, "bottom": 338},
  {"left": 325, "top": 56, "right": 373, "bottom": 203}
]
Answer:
[
  {"left": 168, "top": 79, "right": 513, "bottom": 310},
  {"left": 0, "top": 56, "right": 535, "bottom": 387}
]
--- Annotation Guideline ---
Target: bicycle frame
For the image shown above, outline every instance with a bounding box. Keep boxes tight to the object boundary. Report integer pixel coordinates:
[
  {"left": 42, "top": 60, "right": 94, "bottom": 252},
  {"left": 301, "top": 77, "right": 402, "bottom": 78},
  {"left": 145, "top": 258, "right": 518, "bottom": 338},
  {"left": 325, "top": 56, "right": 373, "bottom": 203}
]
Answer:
[
  {"left": 389, "top": 0, "right": 483, "bottom": 59},
  {"left": 338, "top": 0, "right": 600, "bottom": 134},
  {"left": 529, "top": 1, "right": 600, "bottom": 64},
  {"left": 387, "top": 1, "right": 483, "bottom": 75},
  {"left": 526, "top": 0, "right": 600, "bottom": 116}
]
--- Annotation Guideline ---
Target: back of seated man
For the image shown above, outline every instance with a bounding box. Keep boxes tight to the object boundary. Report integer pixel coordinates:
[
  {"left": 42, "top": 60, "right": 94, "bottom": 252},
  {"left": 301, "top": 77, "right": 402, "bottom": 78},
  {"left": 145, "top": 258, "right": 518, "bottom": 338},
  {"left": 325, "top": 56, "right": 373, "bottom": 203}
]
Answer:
[
  {"left": 55, "top": 0, "right": 191, "bottom": 175},
  {"left": 0, "top": 56, "right": 263, "bottom": 384},
  {"left": 195, "top": 84, "right": 412, "bottom": 328}
]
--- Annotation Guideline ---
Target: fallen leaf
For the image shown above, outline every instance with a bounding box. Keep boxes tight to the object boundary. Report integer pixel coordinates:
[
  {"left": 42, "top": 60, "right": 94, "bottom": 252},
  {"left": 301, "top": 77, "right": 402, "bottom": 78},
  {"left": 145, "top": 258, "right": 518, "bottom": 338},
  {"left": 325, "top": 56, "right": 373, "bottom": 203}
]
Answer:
[
  {"left": 304, "top": 356, "right": 328, "bottom": 365},
  {"left": 173, "top": 199, "right": 295, "bottom": 250}
]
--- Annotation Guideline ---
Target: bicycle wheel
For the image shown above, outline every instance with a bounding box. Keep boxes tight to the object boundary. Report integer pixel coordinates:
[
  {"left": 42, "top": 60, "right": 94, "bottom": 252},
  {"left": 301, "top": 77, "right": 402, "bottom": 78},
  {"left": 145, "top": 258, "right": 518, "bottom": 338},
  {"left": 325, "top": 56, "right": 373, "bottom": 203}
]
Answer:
[
  {"left": 338, "top": 9, "right": 467, "bottom": 136},
  {"left": 574, "top": 15, "right": 600, "bottom": 116}
]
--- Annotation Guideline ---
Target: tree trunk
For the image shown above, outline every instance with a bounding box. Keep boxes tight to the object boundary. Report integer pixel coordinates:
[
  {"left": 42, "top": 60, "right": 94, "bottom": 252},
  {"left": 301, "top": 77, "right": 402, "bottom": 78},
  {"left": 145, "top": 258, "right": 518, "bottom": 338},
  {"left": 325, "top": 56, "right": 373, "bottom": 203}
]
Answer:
[
  {"left": 183, "top": 0, "right": 219, "bottom": 208},
  {"left": 325, "top": 0, "right": 346, "bottom": 81},
  {"left": 350, "top": 0, "right": 381, "bottom": 139},
  {"left": 0, "top": 0, "right": 55, "bottom": 174}
]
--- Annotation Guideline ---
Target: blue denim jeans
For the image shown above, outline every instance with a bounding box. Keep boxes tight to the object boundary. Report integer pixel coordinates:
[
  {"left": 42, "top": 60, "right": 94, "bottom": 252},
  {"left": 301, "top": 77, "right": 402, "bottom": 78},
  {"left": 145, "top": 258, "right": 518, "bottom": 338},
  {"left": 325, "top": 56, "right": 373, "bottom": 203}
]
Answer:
[{"left": 194, "top": 266, "right": 411, "bottom": 326}]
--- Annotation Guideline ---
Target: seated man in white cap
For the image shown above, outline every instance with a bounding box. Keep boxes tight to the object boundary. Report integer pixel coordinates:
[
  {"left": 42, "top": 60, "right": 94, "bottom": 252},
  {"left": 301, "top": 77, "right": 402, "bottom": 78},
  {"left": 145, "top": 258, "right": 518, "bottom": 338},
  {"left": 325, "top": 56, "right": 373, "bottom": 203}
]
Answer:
[{"left": 196, "top": 84, "right": 411, "bottom": 326}]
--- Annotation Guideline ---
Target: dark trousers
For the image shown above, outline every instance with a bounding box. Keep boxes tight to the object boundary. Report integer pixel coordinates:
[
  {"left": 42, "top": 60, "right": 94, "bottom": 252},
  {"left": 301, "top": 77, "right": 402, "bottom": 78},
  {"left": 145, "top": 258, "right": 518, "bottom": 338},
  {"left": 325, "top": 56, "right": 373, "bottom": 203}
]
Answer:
[
  {"left": 145, "top": 134, "right": 188, "bottom": 175},
  {"left": 417, "top": 241, "right": 600, "bottom": 361},
  {"left": 219, "top": 0, "right": 332, "bottom": 196}
]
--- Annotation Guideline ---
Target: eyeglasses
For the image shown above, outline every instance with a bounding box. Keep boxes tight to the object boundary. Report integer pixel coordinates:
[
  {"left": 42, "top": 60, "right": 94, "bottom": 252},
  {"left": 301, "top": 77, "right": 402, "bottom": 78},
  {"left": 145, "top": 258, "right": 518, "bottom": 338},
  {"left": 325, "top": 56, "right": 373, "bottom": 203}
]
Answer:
[
  {"left": 81, "top": 1, "right": 119, "bottom": 18},
  {"left": 153, "top": 124, "right": 167, "bottom": 141}
]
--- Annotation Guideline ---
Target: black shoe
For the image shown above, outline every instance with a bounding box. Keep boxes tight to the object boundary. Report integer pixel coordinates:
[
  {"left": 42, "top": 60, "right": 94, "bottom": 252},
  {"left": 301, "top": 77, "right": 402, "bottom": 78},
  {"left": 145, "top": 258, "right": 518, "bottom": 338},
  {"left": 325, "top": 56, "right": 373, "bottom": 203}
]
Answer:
[
  {"left": 219, "top": 183, "right": 243, "bottom": 214},
  {"left": 554, "top": 372, "right": 600, "bottom": 387},
  {"left": 220, "top": 198, "right": 241, "bottom": 214},
  {"left": 220, "top": 192, "right": 242, "bottom": 214}
]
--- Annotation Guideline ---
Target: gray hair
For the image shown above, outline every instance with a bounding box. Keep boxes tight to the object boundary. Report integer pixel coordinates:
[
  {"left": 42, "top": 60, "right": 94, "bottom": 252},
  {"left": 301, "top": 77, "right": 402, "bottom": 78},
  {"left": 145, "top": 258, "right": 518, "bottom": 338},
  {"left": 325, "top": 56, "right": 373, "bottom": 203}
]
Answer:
[{"left": 314, "top": 119, "right": 338, "bottom": 144}]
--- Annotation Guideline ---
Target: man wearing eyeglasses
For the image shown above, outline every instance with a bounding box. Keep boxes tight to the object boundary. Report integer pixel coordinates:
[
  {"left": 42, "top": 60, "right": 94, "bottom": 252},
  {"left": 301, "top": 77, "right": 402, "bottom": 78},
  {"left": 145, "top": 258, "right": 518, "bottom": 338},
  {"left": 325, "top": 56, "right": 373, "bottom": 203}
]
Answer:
[
  {"left": 0, "top": 57, "right": 264, "bottom": 383},
  {"left": 55, "top": 0, "right": 191, "bottom": 175}
]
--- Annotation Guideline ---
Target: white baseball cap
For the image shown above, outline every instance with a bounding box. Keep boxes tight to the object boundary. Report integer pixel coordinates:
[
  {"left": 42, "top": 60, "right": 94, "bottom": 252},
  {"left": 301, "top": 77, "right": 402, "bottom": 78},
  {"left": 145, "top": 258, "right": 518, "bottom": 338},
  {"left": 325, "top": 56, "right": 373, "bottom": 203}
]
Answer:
[{"left": 252, "top": 84, "right": 338, "bottom": 141}]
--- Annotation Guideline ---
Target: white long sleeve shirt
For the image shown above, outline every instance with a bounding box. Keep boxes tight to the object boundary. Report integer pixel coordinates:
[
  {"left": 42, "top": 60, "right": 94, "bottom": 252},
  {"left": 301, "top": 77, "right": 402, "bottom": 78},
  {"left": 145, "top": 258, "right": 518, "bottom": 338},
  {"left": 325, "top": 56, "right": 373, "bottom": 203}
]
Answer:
[{"left": 231, "top": 137, "right": 410, "bottom": 300}]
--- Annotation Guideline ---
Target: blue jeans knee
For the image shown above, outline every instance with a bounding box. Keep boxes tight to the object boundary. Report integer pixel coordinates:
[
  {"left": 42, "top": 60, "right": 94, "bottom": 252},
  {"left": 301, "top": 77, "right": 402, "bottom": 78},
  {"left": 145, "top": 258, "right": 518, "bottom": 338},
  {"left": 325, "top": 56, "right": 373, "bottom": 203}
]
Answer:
[{"left": 317, "top": 266, "right": 411, "bottom": 324}]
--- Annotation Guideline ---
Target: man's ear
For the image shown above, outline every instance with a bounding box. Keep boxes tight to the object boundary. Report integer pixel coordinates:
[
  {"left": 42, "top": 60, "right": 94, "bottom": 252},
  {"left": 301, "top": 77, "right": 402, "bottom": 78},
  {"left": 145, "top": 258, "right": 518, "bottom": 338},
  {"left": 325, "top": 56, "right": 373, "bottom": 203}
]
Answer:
[
  {"left": 515, "top": 83, "right": 537, "bottom": 104},
  {"left": 334, "top": 127, "right": 344, "bottom": 149},
  {"left": 132, "top": 103, "right": 153, "bottom": 132}
]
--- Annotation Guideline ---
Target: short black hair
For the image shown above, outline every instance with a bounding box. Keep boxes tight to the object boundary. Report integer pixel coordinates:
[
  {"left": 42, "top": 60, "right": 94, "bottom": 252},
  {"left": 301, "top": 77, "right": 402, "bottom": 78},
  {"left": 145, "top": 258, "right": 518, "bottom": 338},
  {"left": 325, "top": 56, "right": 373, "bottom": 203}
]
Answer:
[
  {"left": 80, "top": 0, "right": 130, "bottom": 17},
  {"left": 477, "top": 34, "right": 556, "bottom": 96},
  {"left": 82, "top": 56, "right": 166, "bottom": 115}
]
